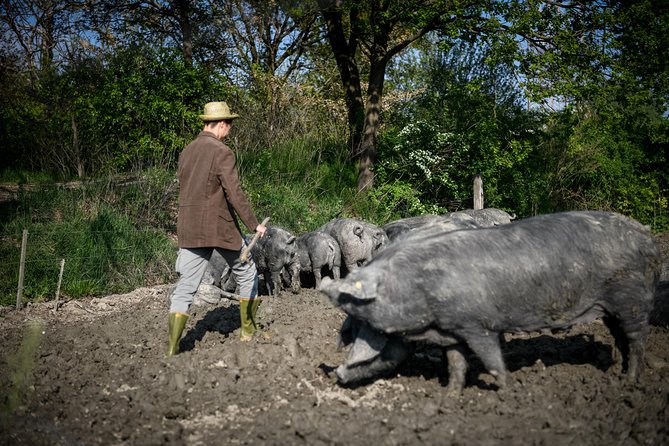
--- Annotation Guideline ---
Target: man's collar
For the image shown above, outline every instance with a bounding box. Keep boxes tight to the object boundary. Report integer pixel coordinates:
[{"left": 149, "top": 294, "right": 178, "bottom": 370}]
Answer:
[{"left": 199, "top": 130, "right": 219, "bottom": 139}]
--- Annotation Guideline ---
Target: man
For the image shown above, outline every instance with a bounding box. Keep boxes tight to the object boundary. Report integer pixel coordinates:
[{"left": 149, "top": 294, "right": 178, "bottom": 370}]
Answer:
[{"left": 168, "top": 101, "right": 267, "bottom": 356}]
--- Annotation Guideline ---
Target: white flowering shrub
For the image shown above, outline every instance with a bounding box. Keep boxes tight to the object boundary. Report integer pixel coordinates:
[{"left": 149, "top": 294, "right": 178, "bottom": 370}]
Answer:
[{"left": 376, "top": 120, "right": 472, "bottom": 211}]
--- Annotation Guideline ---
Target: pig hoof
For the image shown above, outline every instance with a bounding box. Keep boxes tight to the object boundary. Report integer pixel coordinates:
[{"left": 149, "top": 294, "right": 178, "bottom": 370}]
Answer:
[
  {"left": 493, "top": 372, "right": 508, "bottom": 389},
  {"left": 445, "top": 384, "right": 463, "bottom": 398}
]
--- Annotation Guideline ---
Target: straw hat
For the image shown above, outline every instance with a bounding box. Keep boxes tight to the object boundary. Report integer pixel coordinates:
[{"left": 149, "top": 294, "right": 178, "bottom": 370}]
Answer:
[{"left": 199, "top": 102, "right": 240, "bottom": 121}]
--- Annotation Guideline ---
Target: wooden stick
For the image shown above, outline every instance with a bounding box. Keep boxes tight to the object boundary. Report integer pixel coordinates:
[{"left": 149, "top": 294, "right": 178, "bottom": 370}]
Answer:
[
  {"left": 16, "top": 229, "right": 28, "bottom": 310},
  {"left": 53, "top": 258, "right": 65, "bottom": 314},
  {"left": 240, "top": 217, "right": 269, "bottom": 263},
  {"left": 220, "top": 290, "right": 240, "bottom": 301}
]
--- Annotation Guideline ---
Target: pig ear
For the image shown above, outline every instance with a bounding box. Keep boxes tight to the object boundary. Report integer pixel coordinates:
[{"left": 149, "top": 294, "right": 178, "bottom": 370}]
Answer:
[
  {"left": 287, "top": 235, "right": 296, "bottom": 244},
  {"left": 354, "top": 225, "right": 364, "bottom": 237}
]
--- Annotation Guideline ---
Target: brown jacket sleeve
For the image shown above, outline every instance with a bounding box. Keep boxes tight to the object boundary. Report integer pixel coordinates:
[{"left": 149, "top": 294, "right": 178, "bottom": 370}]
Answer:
[{"left": 215, "top": 146, "right": 260, "bottom": 233}]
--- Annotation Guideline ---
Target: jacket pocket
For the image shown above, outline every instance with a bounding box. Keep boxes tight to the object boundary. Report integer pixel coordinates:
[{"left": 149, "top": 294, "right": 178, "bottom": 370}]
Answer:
[{"left": 216, "top": 212, "right": 238, "bottom": 247}]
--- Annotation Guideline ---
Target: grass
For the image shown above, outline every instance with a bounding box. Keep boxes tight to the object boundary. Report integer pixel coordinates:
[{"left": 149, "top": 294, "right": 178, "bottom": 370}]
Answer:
[
  {"left": 0, "top": 169, "right": 64, "bottom": 184},
  {"left": 0, "top": 134, "right": 452, "bottom": 306},
  {"left": 0, "top": 138, "right": 379, "bottom": 306},
  {"left": 0, "top": 173, "right": 178, "bottom": 306},
  {"left": 237, "top": 137, "right": 361, "bottom": 233}
]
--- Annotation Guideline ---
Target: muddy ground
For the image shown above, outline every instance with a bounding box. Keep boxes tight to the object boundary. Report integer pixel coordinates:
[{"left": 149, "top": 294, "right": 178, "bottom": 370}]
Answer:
[{"left": 1, "top": 234, "right": 668, "bottom": 446}]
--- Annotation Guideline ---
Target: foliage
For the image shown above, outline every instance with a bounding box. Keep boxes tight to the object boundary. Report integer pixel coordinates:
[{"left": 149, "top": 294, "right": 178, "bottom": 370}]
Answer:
[
  {"left": 541, "top": 97, "right": 669, "bottom": 231},
  {"left": 500, "top": 1, "right": 611, "bottom": 104},
  {"left": 379, "top": 27, "right": 669, "bottom": 231},
  {"left": 0, "top": 180, "right": 177, "bottom": 306},
  {"left": 379, "top": 38, "right": 539, "bottom": 215},
  {"left": 348, "top": 181, "right": 445, "bottom": 227},
  {"left": 316, "top": 0, "right": 477, "bottom": 189},
  {"left": 238, "top": 137, "right": 357, "bottom": 233},
  {"left": 0, "top": 0, "right": 668, "bottom": 309},
  {"left": 376, "top": 121, "right": 471, "bottom": 210},
  {"left": 63, "top": 46, "right": 227, "bottom": 174},
  {"left": 610, "top": 0, "right": 669, "bottom": 101},
  {"left": 0, "top": 170, "right": 60, "bottom": 185},
  {"left": 111, "top": 168, "right": 179, "bottom": 232},
  {"left": 0, "top": 45, "right": 231, "bottom": 178}
]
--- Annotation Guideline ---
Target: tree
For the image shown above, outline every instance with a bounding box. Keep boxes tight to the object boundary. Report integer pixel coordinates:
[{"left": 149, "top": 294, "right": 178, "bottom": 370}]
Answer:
[
  {"left": 94, "top": 0, "right": 203, "bottom": 67},
  {"left": 0, "top": 0, "right": 103, "bottom": 176},
  {"left": 212, "top": 0, "right": 320, "bottom": 137},
  {"left": 0, "top": 0, "right": 91, "bottom": 86},
  {"left": 213, "top": 0, "right": 318, "bottom": 83},
  {"left": 315, "top": 1, "right": 653, "bottom": 192},
  {"left": 317, "top": 0, "right": 478, "bottom": 190}
]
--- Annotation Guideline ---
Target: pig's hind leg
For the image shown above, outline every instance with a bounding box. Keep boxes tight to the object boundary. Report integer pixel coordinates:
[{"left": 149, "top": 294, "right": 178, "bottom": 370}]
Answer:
[
  {"left": 602, "top": 312, "right": 649, "bottom": 382},
  {"left": 460, "top": 330, "right": 508, "bottom": 389},
  {"left": 444, "top": 344, "right": 468, "bottom": 396},
  {"left": 602, "top": 283, "right": 653, "bottom": 382}
]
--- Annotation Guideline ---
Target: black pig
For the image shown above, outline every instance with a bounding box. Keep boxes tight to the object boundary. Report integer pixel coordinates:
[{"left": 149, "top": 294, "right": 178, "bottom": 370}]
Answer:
[
  {"left": 320, "top": 211, "right": 661, "bottom": 394},
  {"left": 318, "top": 218, "right": 389, "bottom": 273},
  {"left": 251, "top": 226, "right": 300, "bottom": 297},
  {"left": 382, "top": 208, "right": 514, "bottom": 243},
  {"left": 382, "top": 213, "right": 480, "bottom": 243},
  {"left": 297, "top": 231, "right": 341, "bottom": 288}
]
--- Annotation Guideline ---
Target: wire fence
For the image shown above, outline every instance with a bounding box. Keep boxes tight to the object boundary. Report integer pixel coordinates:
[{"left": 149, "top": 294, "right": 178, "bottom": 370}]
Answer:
[{"left": 0, "top": 225, "right": 177, "bottom": 308}]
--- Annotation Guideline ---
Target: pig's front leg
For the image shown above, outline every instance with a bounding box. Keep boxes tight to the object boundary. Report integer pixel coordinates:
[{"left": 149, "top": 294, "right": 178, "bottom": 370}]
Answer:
[
  {"left": 461, "top": 330, "right": 508, "bottom": 389},
  {"left": 444, "top": 344, "right": 468, "bottom": 396}
]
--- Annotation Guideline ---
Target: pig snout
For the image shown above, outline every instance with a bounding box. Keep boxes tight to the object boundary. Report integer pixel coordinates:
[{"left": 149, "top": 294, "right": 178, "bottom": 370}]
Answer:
[{"left": 334, "top": 321, "right": 409, "bottom": 385}]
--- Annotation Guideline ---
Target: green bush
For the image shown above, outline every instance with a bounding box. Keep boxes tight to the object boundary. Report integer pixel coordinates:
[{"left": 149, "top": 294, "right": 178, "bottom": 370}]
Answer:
[
  {"left": 0, "top": 180, "right": 177, "bottom": 307},
  {"left": 238, "top": 137, "right": 357, "bottom": 233}
]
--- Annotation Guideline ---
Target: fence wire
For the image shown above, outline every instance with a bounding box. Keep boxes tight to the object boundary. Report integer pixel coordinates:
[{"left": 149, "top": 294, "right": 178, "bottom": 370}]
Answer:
[{"left": 0, "top": 227, "right": 177, "bottom": 304}]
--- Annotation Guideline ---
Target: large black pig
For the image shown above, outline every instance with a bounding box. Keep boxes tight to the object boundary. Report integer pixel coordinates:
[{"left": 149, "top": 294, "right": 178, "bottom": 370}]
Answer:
[
  {"left": 382, "top": 208, "right": 514, "bottom": 243},
  {"left": 320, "top": 211, "right": 661, "bottom": 394},
  {"left": 382, "top": 213, "right": 480, "bottom": 242},
  {"left": 450, "top": 208, "right": 516, "bottom": 227}
]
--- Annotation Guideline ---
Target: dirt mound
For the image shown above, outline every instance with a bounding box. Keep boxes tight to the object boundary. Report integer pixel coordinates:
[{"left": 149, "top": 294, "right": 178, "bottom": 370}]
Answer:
[{"left": 1, "top": 233, "right": 668, "bottom": 445}]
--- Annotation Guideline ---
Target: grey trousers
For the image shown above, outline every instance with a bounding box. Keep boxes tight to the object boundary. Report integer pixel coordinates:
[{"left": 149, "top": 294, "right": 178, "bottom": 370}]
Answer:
[{"left": 169, "top": 246, "right": 258, "bottom": 314}]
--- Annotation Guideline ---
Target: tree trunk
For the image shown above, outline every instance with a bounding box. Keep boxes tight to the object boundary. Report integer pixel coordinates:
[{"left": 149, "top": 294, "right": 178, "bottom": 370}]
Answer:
[
  {"left": 318, "top": 1, "right": 365, "bottom": 151},
  {"left": 319, "top": 0, "right": 435, "bottom": 191},
  {"left": 356, "top": 61, "right": 385, "bottom": 191},
  {"left": 39, "top": 1, "right": 55, "bottom": 75},
  {"left": 72, "top": 113, "right": 84, "bottom": 178},
  {"left": 176, "top": 0, "right": 193, "bottom": 67}
]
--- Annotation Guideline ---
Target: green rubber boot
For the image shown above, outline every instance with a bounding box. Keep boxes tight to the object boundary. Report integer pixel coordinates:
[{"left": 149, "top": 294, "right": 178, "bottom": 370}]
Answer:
[
  {"left": 167, "top": 312, "right": 189, "bottom": 357},
  {"left": 253, "top": 298, "right": 272, "bottom": 339},
  {"left": 251, "top": 298, "right": 262, "bottom": 322},
  {"left": 239, "top": 299, "right": 257, "bottom": 341}
]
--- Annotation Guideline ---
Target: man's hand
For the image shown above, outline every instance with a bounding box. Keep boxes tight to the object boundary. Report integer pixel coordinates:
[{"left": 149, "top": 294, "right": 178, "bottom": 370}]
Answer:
[{"left": 240, "top": 218, "right": 269, "bottom": 263}]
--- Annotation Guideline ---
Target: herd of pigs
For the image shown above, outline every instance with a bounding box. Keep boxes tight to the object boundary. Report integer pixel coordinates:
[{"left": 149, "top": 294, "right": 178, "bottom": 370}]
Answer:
[{"left": 198, "top": 208, "right": 662, "bottom": 395}]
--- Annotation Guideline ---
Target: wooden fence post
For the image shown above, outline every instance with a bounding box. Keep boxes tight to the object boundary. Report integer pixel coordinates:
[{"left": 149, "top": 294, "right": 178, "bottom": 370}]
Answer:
[
  {"left": 53, "top": 259, "right": 65, "bottom": 313},
  {"left": 473, "top": 174, "right": 484, "bottom": 210},
  {"left": 16, "top": 229, "right": 28, "bottom": 310}
]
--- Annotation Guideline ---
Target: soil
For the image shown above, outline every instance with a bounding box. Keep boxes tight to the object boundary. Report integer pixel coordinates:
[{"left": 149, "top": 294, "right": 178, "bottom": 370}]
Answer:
[{"left": 1, "top": 233, "right": 669, "bottom": 446}]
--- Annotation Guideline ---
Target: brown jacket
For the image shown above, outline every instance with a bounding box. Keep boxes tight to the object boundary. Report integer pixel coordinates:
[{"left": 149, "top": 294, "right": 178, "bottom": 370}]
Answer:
[{"left": 177, "top": 131, "right": 259, "bottom": 250}]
